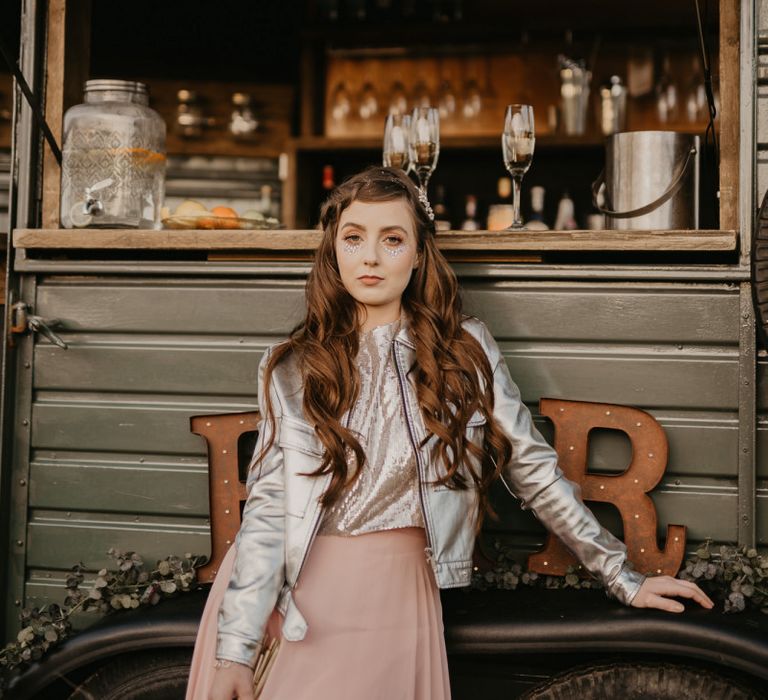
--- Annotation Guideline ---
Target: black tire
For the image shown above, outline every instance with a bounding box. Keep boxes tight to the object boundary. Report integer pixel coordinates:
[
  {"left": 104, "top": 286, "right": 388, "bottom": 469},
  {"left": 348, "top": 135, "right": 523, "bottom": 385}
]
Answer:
[
  {"left": 68, "top": 649, "right": 192, "bottom": 700},
  {"left": 519, "top": 661, "right": 764, "bottom": 700}
]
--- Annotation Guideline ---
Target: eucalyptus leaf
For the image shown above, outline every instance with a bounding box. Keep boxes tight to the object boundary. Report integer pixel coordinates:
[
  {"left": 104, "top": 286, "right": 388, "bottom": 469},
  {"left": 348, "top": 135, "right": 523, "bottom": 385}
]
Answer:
[
  {"left": 158, "top": 561, "right": 171, "bottom": 576},
  {"left": 16, "top": 628, "right": 33, "bottom": 645}
]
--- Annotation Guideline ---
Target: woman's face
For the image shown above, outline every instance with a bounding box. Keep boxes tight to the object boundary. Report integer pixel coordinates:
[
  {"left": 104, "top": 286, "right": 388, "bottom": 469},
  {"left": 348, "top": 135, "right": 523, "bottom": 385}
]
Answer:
[{"left": 335, "top": 198, "right": 420, "bottom": 324}]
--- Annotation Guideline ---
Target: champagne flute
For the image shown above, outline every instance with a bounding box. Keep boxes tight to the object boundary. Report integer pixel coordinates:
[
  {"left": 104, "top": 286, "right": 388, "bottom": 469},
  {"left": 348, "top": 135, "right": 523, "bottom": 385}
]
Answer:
[
  {"left": 502, "top": 104, "right": 535, "bottom": 230},
  {"left": 408, "top": 107, "right": 440, "bottom": 215},
  {"left": 383, "top": 113, "right": 411, "bottom": 171}
]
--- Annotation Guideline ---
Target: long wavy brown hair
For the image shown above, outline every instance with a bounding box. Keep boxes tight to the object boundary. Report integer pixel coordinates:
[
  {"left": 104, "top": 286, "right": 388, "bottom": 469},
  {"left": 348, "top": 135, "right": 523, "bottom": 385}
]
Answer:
[{"left": 253, "top": 165, "right": 513, "bottom": 533}]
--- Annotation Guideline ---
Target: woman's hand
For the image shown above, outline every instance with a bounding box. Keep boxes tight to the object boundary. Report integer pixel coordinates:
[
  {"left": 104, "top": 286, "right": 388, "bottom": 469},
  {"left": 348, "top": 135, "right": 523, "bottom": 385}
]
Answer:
[
  {"left": 209, "top": 661, "right": 254, "bottom": 700},
  {"left": 630, "top": 575, "right": 714, "bottom": 612}
]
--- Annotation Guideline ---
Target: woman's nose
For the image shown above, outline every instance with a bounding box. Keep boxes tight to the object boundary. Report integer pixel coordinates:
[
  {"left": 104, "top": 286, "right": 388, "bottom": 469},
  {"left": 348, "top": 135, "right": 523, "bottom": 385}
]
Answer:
[{"left": 362, "top": 242, "right": 380, "bottom": 265}]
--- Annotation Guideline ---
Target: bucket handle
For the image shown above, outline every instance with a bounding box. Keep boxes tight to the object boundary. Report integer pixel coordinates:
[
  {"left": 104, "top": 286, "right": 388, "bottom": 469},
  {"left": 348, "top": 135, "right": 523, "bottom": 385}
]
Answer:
[{"left": 591, "top": 145, "right": 697, "bottom": 219}]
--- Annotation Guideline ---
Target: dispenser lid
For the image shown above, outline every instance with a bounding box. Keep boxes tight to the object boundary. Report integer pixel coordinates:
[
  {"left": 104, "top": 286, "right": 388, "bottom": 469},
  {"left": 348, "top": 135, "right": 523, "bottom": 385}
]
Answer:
[{"left": 84, "top": 79, "right": 148, "bottom": 96}]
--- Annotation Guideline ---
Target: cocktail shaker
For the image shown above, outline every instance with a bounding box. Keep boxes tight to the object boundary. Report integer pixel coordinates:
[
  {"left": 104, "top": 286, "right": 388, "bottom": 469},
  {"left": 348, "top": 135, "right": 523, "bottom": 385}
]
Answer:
[{"left": 559, "top": 54, "right": 591, "bottom": 135}]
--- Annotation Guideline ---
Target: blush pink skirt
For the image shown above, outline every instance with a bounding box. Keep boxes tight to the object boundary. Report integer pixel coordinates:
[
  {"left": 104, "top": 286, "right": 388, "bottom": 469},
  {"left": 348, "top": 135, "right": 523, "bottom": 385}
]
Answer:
[{"left": 185, "top": 526, "right": 451, "bottom": 700}]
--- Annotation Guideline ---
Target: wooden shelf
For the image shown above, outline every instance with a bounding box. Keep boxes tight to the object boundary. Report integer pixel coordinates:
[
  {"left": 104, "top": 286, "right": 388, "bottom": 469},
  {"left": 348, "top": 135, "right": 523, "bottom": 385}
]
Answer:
[
  {"left": 13, "top": 228, "right": 737, "bottom": 252},
  {"left": 290, "top": 134, "right": 606, "bottom": 152}
]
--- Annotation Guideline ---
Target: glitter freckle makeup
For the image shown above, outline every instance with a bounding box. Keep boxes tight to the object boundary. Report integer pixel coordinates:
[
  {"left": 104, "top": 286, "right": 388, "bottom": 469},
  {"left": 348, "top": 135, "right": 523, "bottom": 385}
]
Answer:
[
  {"left": 342, "top": 240, "right": 361, "bottom": 255},
  {"left": 384, "top": 243, "right": 407, "bottom": 257}
]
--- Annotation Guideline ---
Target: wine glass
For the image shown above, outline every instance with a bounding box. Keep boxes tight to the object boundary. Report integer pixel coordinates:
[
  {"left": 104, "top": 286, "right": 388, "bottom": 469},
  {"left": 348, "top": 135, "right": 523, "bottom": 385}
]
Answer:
[
  {"left": 412, "top": 79, "right": 431, "bottom": 110},
  {"left": 437, "top": 78, "right": 456, "bottom": 120},
  {"left": 462, "top": 78, "right": 482, "bottom": 119},
  {"left": 358, "top": 82, "right": 379, "bottom": 120},
  {"left": 383, "top": 113, "right": 411, "bottom": 171},
  {"left": 502, "top": 104, "right": 535, "bottom": 230},
  {"left": 330, "top": 82, "right": 352, "bottom": 124},
  {"left": 388, "top": 81, "right": 408, "bottom": 117},
  {"left": 408, "top": 107, "right": 440, "bottom": 214}
]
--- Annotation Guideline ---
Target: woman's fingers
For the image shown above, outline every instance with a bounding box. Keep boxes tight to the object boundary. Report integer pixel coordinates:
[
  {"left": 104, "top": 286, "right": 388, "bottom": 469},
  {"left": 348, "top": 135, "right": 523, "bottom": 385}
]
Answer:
[
  {"left": 632, "top": 575, "right": 715, "bottom": 611},
  {"left": 674, "top": 578, "right": 716, "bottom": 608},
  {"left": 654, "top": 577, "right": 714, "bottom": 608},
  {"left": 646, "top": 592, "right": 686, "bottom": 613}
]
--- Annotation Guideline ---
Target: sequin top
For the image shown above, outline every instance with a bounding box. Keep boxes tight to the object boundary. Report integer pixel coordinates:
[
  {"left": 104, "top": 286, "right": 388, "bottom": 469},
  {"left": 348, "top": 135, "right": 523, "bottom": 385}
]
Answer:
[{"left": 318, "top": 312, "right": 425, "bottom": 536}]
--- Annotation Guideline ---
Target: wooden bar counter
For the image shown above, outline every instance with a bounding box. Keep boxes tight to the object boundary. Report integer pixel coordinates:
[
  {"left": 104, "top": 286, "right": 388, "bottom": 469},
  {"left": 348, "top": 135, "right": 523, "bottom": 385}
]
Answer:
[{"left": 13, "top": 228, "right": 738, "bottom": 253}]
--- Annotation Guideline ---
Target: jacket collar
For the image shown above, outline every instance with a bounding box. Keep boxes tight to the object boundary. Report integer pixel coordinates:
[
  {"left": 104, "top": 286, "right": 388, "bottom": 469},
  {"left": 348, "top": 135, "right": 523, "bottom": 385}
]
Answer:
[
  {"left": 394, "top": 326, "right": 415, "bottom": 349},
  {"left": 393, "top": 308, "right": 416, "bottom": 349}
]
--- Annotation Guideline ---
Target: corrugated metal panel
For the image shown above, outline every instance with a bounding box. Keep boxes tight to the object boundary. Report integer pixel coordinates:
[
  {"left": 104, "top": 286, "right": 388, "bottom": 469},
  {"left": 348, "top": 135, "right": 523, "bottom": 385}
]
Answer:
[
  {"left": 29, "top": 452, "right": 209, "bottom": 514},
  {"left": 22, "top": 276, "right": 744, "bottom": 614}
]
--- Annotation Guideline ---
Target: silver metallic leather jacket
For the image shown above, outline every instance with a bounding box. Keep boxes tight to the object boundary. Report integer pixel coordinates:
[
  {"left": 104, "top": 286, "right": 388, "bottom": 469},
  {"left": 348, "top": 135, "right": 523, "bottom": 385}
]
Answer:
[{"left": 216, "top": 316, "right": 647, "bottom": 668}]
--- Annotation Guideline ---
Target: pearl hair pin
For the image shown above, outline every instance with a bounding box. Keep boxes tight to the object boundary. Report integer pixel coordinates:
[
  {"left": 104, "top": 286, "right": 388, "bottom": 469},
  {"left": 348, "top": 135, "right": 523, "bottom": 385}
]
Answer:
[
  {"left": 417, "top": 189, "right": 435, "bottom": 221},
  {"left": 364, "top": 172, "right": 435, "bottom": 223}
]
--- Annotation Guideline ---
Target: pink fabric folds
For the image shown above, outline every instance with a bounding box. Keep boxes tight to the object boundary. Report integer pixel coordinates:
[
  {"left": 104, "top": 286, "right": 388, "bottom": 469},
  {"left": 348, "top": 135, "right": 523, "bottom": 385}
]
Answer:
[{"left": 186, "top": 526, "right": 451, "bottom": 700}]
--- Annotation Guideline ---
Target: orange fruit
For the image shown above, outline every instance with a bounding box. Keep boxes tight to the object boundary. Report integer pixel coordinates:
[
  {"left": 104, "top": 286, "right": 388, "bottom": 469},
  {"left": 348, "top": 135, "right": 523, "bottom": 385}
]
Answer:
[
  {"left": 197, "top": 217, "right": 218, "bottom": 229},
  {"left": 210, "top": 206, "right": 238, "bottom": 219}
]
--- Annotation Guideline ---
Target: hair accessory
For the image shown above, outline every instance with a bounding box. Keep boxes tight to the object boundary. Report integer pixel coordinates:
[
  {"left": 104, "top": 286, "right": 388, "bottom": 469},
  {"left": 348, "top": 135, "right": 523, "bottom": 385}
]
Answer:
[{"left": 418, "top": 189, "right": 435, "bottom": 221}]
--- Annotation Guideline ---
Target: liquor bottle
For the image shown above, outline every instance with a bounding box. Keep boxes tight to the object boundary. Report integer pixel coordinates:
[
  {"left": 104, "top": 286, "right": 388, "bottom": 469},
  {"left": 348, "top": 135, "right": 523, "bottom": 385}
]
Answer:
[
  {"left": 432, "top": 184, "right": 451, "bottom": 231},
  {"left": 526, "top": 186, "right": 549, "bottom": 230},
  {"left": 258, "top": 185, "right": 280, "bottom": 219},
  {"left": 322, "top": 165, "right": 335, "bottom": 191},
  {"left": 460, "top": 195, "right": 480, "bottom": 231},
  {"left": 553, "top": 191, "right": 578, "bottom": 230},
  {"left": 486, "top": 176, "right": 514, "bottom": 230}
]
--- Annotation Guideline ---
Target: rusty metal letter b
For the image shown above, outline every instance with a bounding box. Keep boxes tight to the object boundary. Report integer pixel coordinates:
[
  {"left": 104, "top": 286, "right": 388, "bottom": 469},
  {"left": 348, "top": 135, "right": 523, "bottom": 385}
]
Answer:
[{"left": 527, "top": 398, "right": 685, "bottom": 578}]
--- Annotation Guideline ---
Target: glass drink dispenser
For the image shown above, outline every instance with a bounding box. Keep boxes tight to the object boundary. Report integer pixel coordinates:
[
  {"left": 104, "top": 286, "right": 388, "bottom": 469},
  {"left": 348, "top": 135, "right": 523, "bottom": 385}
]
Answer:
[{"left": 60, "top": 79, "right": 166, "bottom": 229}]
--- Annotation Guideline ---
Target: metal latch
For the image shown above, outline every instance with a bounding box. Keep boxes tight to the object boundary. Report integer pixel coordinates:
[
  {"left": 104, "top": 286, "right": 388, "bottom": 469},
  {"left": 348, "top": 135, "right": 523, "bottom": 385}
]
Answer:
[{"left": 9, "top": 300, "right": 68, "bottom": 349}]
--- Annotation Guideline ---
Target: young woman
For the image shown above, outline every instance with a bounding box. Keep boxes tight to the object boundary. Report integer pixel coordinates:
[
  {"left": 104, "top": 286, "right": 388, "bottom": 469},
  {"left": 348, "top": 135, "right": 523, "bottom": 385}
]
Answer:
[{"left": 187, "top": 166, "right": 714, "bottom": 700}]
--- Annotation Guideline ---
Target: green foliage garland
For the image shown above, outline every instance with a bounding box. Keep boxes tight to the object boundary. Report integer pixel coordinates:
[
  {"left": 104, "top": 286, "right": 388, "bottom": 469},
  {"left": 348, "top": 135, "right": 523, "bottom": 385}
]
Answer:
[
  {"left": 0, "top": 548, "right": 205, "bottom": 697},
  {"left": 471, "top": 537, "right": 768, "bottom": 616},
  {"left": 470, "top": 539, "right": 601, "bottom": 592},
  {"left": 677, "top": 540, "right": 768, "bottom": 614}
]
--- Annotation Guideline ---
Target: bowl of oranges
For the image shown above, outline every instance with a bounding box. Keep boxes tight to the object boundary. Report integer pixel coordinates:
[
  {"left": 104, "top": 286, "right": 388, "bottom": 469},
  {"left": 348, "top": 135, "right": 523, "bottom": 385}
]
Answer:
[{"left": 162, "top": 200, "right": 282, "bottom": 230}]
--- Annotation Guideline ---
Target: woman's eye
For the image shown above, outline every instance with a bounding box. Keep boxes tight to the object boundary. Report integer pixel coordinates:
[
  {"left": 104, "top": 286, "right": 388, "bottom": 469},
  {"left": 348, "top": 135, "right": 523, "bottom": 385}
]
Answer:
[
  {"left": 344, "top": 234, "right": 362, "bottom": 243},
  {"left": 384, "top": 236, "right": 403, "bottom": 245}
]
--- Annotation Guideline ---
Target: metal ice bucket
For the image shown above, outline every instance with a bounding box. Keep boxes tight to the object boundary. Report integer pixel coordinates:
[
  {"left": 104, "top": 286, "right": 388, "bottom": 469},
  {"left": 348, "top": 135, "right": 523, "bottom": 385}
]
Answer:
[{"left": 592, "top": 131, "right": 700, "bottom": 230}]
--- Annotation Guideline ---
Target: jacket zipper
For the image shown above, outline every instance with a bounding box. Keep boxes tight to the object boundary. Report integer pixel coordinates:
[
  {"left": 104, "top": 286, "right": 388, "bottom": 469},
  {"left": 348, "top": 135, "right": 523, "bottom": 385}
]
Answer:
[
  {"left": 293, "top": 407, "right": 352, "bottom": 588},
  {"left": 391, "top": 341, "right": 435, "bottom": 564}
]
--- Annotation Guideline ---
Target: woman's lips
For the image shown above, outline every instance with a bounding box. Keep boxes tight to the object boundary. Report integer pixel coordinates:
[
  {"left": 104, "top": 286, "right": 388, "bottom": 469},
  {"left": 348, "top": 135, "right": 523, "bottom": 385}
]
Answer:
[{"left": 358, "top": 276, "right": 383, "bottom": 285}]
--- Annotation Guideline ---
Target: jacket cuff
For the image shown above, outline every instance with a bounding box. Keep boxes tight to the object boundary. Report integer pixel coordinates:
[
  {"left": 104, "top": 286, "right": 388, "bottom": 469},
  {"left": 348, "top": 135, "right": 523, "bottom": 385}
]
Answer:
[
  {"left": 216, "top": 633, "right": 262, "bottom": 669},
  {"left": 606, "top": 563, "right": 646, "bottom": 606}
]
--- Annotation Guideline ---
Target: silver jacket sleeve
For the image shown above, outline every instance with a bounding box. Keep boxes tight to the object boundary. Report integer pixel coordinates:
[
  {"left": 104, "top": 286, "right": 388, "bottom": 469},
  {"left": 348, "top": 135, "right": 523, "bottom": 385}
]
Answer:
[
  {"left": 216, "top": 346, "right": 286, "bottom": 668},
  {"left": 484, "top": 329, "right": 646, "bottom": 606}
]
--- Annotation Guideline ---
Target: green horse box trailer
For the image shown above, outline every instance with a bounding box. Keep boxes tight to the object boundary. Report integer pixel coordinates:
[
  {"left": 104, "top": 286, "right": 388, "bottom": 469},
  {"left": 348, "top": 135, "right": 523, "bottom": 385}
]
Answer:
[{"left": 3, "top": 0, "right": 768, "bottom": 698}]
